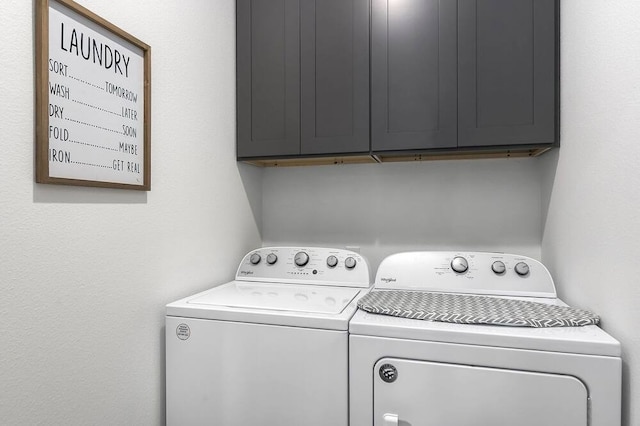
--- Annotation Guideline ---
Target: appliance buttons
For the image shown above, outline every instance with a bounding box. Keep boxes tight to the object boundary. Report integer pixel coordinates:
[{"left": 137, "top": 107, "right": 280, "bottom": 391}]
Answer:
[
  {"left": 515, "top": 262, "right": 530, "bottom": 276},
  {"left": 326, "top": 255, "right": 338, "bottom": 268},
  {"left": 266, "top": 253, "right": 278, "bottom": 265},
  {"left": 451, "top": 256, "right": 469, "bottom": 273},
  {"left": 294, "top": 251, "right": 310, "bottom": 267},
  {"left": 345, "top": 257, "right": 357, "bottom": 269},
  {"left": 491, "top": 261, "right": 506, "bottom": 274},
  {"left": 249, "top": 253, "right": 261, "bottom": 265}
]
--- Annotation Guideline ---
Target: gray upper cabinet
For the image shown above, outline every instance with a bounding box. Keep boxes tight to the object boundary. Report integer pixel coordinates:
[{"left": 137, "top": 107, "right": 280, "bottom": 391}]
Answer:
[
  {"left": 238, "top": 0, "right": 559, "bottom": 162},
  {"left": 300, "top": 0, "right": 370, "bottom": 155},
  {"left": 371, "top": 0, "right": 558, "bottom": 154},
  {"left": 237, "top": 0, "right": 300, "bottom": 158},
  {"left": 371, "top": 0, "right": 458, "bottom": 152},
  {"left": 458, "top": 0, "right": 558, "bottom": 147},
  {"left": 237, "top": 0, "right": 370, "bottom": 159}
]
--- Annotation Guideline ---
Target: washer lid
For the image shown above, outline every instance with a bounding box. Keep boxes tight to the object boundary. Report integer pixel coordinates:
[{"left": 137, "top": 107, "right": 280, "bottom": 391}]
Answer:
[{"left": 187, "top": 281, "right": 360, "bottom": 314}]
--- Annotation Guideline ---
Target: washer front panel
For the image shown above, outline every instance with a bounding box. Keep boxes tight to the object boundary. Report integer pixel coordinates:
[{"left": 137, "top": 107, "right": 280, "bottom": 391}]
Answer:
[{"left": 167, "top": 316, "right": 348, "bottom": 426}]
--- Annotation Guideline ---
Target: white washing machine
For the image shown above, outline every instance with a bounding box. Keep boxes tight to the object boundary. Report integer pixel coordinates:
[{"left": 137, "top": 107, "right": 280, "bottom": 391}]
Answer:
[
  {"left": 349, "top": 251, "right": 621, "bottom": 426},
  {"left": 166, "top": 247, "right": 370, "bottom": 426}
]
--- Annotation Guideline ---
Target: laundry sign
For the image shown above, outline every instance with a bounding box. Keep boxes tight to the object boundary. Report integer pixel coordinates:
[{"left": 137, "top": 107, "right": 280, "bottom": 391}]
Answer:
[{"left": 35, "top": 0, "right": 151, "bottom": 190}]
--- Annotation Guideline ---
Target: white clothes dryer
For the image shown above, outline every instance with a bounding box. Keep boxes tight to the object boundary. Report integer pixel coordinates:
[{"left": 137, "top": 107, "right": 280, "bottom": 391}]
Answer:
[
  {"left": 166, "top": 247, "right": 370, "bottom": 426},
  {"left": 349, "top": 251, "right": 621, "bottom": 426}
]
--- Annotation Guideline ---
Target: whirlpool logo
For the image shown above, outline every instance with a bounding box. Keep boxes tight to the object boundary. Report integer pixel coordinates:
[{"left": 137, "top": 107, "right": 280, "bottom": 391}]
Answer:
[
  {"left": 239, "top": 270, "right": 254, "bottom": 275},
  {"left": 380, "top": 277, "right": 397, "bottom": 283}
]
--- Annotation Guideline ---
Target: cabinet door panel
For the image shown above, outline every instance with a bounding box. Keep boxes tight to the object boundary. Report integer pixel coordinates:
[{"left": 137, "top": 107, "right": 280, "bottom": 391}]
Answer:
[
  {"left": 371, "top": 0, "right": 457, "bottom": 152},
  {"left": 458, "top": 0, "right": 558, "bottom": 147},
  {"left": 237, "top": 0, "right": 300, "bottom": 158},
  {"left": 300, "top": 0, "right": 370, "bottom": 155}
]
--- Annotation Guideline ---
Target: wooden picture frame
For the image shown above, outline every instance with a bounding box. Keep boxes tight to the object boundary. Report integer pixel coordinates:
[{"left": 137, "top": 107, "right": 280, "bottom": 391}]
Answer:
[{"left": 35, "top": 0, "right": 151, "bottom": 190}]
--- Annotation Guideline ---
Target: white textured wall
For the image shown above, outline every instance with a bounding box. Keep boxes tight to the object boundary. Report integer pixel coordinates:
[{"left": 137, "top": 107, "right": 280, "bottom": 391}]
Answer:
[
  {"left": 263, "top": 158, "right": 543, "bottom": 270},
  {"left": 0, "top": 1, "right": 261, "bottom": 425},
  {"left": 542, "top": 1, "right": 640, "bottom": 425}
]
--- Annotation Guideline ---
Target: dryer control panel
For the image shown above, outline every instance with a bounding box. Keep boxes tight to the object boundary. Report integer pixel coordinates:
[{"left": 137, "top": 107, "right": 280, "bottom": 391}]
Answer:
[
  {"left": 236, "top": 247, "right": 371, "bottom": 288},
  {"left": 374, "top": 252, "right": 556, "bottom": 298}
]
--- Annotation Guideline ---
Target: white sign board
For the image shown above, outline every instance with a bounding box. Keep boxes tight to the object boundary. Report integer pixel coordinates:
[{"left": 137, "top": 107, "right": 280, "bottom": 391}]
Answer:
[{"left": 36, "top": 0, "right": 150, "bottom": 190}]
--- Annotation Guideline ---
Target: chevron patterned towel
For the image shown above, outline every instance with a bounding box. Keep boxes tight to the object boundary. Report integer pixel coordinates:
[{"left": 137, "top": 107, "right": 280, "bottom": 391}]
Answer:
[{"left": 357, "top": 290, "right": 600, "bottom": 327}]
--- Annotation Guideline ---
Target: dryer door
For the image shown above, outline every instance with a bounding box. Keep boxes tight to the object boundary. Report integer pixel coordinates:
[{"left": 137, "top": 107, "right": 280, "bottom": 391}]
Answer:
[{"left": 373, "top": 358, "right": 587, "bottom": 426}]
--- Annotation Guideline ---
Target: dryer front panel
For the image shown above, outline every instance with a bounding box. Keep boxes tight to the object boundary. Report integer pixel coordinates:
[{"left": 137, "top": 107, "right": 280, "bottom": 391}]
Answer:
[{"left": 373, "top": 358, "right": 587, "bottom": 426}]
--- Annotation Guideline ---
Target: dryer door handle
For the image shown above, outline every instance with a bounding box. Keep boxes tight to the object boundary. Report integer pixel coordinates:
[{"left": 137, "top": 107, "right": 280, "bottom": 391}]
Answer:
[{"left": 383, "top": 413, "right": 399, "bottom": 426}]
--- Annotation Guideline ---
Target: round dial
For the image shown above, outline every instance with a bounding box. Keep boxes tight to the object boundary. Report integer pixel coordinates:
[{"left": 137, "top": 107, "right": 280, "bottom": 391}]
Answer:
[
  {"left": 491, "top": 261, "right": 506, "bottom": 274},
  {"left": 294, "top": 251, "right": 310, "bottom": 267},
  {"left": 515, "top": 262, "right": 530, "bottom": 276},
  {"left": 344, "top": 256, "right": 357, "bottom": 269},
  {"left": 249, "top": 253, "right": 261, "bottom": 265},
  {"left": 450, "top": 256, "right": 469, "bottom": 273},
  {"left": 326, "top": 255, "right": 338, "bottom": 268},
  {"left": 266, "top": 253, "right": 278, "bottom": 265}
]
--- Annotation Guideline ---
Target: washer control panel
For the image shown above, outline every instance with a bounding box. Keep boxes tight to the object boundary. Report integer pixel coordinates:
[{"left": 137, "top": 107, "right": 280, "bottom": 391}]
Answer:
[
  {"left": 375, "top": 252, "right": 556, "bottom": 298},
  {"left": 236, "top": 247, "right": 370, "bottom": 288}
]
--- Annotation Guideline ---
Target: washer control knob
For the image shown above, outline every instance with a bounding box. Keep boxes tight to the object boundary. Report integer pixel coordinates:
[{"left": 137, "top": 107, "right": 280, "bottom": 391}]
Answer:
[
  {"left": 515, "top": 262, "right": 530, "bottom": 276},
  {"left": 294, "top": 251, "right": 310, "bottom": 267},
  {"left": 491, "top": 261, "right": 506, "bottom": 274},
  {"left": 266, "top": 253, "right": 278, "bottom": 265},
  {"left": 326, "top": 255, "right": 338, "bottom": 268},
  {"left": 451, "top": 256, "right": 469, "bottom": 273},
  {"left": 345, "top": 257, "right": 357, "bottom": 269},
  {"left": 249, "top": 253, "right": 261, "bottom": 265}
]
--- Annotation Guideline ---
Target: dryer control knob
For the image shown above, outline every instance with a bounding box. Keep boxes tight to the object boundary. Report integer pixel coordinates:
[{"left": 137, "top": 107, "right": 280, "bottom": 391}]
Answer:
[
  {"left": 492, "top": 261, "right": 506, "bottom": 274},
  {"left": 451, "top": 256, "right": 469, "bottom": 273},
  {"left": 515, "top": 262, "right": 530, "bottom": 276},
  {"left": 294, "top": 251, "right": 310, "bottom": 267},
  {"left": 345, "top": 257, "right": 357, "bottom": 269},
  {"left": 266, "top": 253, "right": 278, "bottom": 265},
  {"left": 326, "top": 255, "right": 338, "bottom": 268},
  {"left": 249, "top": 253, "right": 261, "bottom": 265}
]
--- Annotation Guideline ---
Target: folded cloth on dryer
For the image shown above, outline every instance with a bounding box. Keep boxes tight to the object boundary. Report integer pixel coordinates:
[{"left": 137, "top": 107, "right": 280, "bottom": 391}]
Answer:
[{"left": 357, "top": 290, "right": 600, "bottom": 327}]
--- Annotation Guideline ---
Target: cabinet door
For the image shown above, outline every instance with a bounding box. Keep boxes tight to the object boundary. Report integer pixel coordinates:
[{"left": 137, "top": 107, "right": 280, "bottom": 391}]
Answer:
[
  {"left": 458, "top": 0, "right": 558, "bottom": 147},
  {"left": 300, "top": 0, "right": 370, "bottom": 155},
  {"left": 237, "top": 0, "right": 300, "bottom": 158},
  {"left": 371, "top": 0, "right": 457, "bottom": 152}
]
